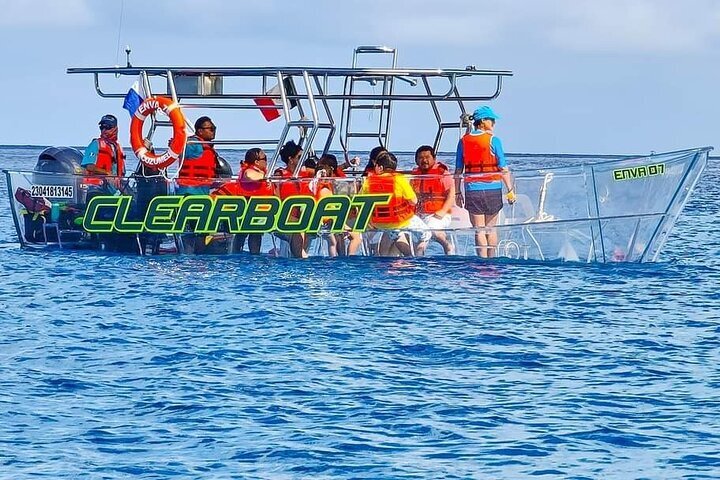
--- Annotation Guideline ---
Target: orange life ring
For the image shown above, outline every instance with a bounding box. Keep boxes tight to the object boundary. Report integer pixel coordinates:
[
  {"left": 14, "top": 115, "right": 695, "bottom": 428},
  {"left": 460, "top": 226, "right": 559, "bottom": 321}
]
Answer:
[{"left": 130, "top": 96, "right": 187, "bottom": 169}]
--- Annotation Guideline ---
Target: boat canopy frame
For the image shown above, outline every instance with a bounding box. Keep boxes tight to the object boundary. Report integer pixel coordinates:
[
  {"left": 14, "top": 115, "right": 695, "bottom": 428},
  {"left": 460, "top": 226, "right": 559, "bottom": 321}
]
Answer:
[{"left": 67, "top": 46, "right": 513, "bottom": 176}]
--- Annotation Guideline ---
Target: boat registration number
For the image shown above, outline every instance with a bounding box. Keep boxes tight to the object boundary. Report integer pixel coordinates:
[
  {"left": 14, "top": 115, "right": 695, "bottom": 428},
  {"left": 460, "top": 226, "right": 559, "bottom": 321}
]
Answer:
[
  {"left": 30, "top": 185, "right": 74, "bottom": 198},
  {"left": 612, "top": 163, "right": 665, "bottom": 181}
]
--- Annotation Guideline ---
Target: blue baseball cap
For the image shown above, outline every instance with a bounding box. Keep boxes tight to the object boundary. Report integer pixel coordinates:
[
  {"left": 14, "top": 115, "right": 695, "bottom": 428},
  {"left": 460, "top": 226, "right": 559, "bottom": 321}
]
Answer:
[
  {"left": 472, "top": 106, "right": 500, "bottom": 121},
  {"left": 98, "top": 114, "right": 117, "bottom": 129}
]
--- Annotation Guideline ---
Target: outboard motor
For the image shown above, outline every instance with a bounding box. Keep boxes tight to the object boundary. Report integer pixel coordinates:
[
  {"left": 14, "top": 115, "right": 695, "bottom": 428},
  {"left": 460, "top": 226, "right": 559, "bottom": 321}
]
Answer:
[
  {"left": 216, "top": 155, "right": 233, "bottom": 178},
  {"left": 34, "top": 146, "right": 83, "bottom": 174},
  {"left": 32, "top": 146, "right": 84, "bottom": 204}
]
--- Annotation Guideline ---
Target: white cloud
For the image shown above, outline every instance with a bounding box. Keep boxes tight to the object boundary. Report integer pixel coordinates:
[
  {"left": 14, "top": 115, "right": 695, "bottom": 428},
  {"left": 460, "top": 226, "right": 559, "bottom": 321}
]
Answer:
[
  {"left": 363, "top": 9, "right": 507, "bottom": 47},
  {"left": 305, "top": 0, "right": 720, "bottom": 55},
  {"left": 0, "top": 0, "right": 94, "bottom": 27},
  {"left": 9, "top": 0, "right": 718, "bottom": 55},
  {"left": 120, "top": 0, "right": 284, "bottom": 31},
  {"left": 545, "top": 0, "right": 720, "bottom": 54}
]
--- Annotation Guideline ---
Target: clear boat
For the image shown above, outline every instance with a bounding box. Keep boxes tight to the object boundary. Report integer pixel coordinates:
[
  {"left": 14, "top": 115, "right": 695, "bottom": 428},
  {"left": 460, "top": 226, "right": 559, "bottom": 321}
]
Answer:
[{"left": 2, "top": 46, "right": 712, "bottom": 262}]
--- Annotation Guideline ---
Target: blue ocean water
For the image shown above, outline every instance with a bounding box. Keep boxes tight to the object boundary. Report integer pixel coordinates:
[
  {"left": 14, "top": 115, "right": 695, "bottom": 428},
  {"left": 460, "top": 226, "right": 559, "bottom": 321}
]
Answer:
[{"left": 0, "top": 145, "right": 718, "bottom": 479}]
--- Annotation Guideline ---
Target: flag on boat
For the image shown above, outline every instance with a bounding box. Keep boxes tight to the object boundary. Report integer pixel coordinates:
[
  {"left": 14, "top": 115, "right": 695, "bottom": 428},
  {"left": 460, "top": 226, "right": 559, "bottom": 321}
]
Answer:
[
  {"left": 122, "top": 78, "right": 145, "bottom": 116},
  {"left": 253, "top": 77, "right": 298, "bottom": 122}
]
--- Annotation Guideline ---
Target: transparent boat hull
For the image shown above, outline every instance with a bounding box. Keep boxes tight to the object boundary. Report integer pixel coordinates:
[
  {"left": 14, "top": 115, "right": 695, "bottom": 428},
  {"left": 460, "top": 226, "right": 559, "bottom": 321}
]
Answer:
[{"left": 3, "top": 147, "right": 710, "bottom": 262}]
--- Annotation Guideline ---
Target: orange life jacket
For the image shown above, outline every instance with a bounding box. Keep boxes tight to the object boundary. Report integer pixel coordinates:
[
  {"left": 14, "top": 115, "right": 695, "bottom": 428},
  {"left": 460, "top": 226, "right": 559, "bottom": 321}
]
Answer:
[
  {"left": 313, "top": 179, "right": 334, "bottom": 200},
  {"left": 410, "top": 162, "right": 450, "bottom": 215},
  {"left": 238, "top": 163, "right": 274, "bottom": 196},
  {"left": 312, "top": 168, "right": 345, "bottom": 199},
  {"left": 213, "top": 164, "right": 275, "bottom": 197},
  {"left": 178, "top": 136, "right": 218, "bottom": 187},
  {"left": 365, "top": 172, "right": 415, "bottom": 226},
  {"left": 211, "top": 181, "right": 242, "bottom": 196},
  {"left": 84, "top": 137, "right": 125, "bottom": 186},
  {"left": 274, "top": 167, "right": 313, "bottom": 199},
  {"left": 461, "top": 132, "right": 503, "bottom": 182}
]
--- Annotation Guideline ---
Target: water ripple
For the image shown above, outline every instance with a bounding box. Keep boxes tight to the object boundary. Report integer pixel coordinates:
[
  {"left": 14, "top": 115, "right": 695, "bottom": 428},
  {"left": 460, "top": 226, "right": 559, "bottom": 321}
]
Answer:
[{"left": 0, "top": 148, "right": 718, "bottom": 478}]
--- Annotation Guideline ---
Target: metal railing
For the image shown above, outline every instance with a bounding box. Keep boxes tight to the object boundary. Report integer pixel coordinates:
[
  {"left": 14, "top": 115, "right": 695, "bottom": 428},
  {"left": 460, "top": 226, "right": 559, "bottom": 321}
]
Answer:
[{"left": 68, "top": 46, "right": 513, "bottom": 178}]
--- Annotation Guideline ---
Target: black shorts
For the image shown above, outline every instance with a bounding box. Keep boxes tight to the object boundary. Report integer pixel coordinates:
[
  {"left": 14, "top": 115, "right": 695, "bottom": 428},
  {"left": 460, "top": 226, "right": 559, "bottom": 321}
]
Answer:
[{"left": 465, "top": 189, "right": 503, "bottom": 215}]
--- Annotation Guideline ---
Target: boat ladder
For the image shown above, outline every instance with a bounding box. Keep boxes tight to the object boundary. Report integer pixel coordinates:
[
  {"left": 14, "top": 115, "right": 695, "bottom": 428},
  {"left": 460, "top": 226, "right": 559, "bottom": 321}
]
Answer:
[{"left": 339, "top": 46, "right": 398, "bottom": 156}]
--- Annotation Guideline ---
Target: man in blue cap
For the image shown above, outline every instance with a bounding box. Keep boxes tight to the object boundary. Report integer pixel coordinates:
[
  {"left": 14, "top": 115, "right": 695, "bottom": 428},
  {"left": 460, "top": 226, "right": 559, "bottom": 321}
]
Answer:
[
  {"left": 82, "top": 114, "right": 126, "bottom": 184},
  {"left": 455, "top": 105, "right": 515, "bottom": 257}
]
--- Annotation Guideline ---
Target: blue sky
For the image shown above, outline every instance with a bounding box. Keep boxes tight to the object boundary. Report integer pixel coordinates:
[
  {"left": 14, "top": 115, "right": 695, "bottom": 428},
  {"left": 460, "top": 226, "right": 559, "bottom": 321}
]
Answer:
[{"left": 0, "top": 0, "right": 718, "bottom": 155}]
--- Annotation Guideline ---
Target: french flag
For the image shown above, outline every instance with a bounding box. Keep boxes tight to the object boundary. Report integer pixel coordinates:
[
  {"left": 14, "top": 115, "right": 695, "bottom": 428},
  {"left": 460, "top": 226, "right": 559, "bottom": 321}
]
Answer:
[
  {"left": 253, "top": 77, "right": 298, "bottom": 122},
  {"left": 122, "top": 78, "right": 145, "bottom": 116}
]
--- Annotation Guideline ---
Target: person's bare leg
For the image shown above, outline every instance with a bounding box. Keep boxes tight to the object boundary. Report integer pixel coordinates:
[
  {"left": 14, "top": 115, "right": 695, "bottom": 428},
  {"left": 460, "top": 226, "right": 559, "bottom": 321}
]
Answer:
[
  {"left": 248, "top": 233, "right": 262, "bottom": 254},
  {"left": 302, "top": 234, "right": 311, "bottom": 258},
  {"left": 378, "top": 233, "right": 393, "bottom": 256},
  {"left": 394, "top": 233, "right": 413, "bottom": 257},
  {"left": 327, "top": 233, "right": 338, "bottom": 257},
  {"left": 470, "top": 213, "right": 489, "bottom": 258},
  {"left": 234, "top": 233, "right": 248, "bottom": 253},
  {"left": 415, "top": 240, "right": 429, "bottom": 256},
  {"left": 290, "top": 233, "right": 309, "bottom": 258},
  {"left": 485, "top": 213, "right": 499, "bottom": 258},
  {"left": 433, "top": 231, "right": 453, "bottom": 255},
  {"left": 290, "top": 234, "right": 302, "bottom": 258},
  {"left": 335, "top": 233, "right": 347, "bottom": 256},
  {"left": 368, "top": 231, "right": 381, "bottom": 256},
  {"left": 347, "top": 232, "right": 363, "bottom": 255}
]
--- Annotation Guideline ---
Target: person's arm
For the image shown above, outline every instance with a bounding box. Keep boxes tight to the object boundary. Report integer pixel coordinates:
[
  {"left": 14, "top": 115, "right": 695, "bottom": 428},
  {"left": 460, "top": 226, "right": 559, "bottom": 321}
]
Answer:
[
  {"left": 270, "top": 168, "right": 286, "bottom": 196},
  {"left": 81, "top": 140, "right": 107, "bottom": 174},
  {"left": 244, "top": 167, "right": 264, "bottom": 181},
  {"left": 454, "top": 139, "right": 465, "bottom": 207},
  {"left": 84, "top": 163, "right": 109, "bottom": 175},
  {"left": 436, "top": 172, "right": 456, "bottom": 217},
  {"left": 339, "top": 156, "right": 361, "bottom": 171},
  {"left": 318, "top": 185, "right": 333, "bottom": 200},
  {"left": 398, "top": 175, "right": 417, "bottom": 205},
  {"left": 183, "top": 142, "right": 203, "bottom": 160},
  {"left": 492, "top": 136, "right": 515, "bottom": 202},
  {"left": 461, "top": 113, "right": 473, "bottom": 135}
]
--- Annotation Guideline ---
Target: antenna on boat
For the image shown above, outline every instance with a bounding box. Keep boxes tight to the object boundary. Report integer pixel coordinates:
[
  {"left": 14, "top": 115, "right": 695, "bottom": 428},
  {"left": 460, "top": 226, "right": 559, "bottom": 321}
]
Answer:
[
  {"left": 114, "top": 0, "right": 126, "bottom": 66},
  {"left": 125, "top": 46, "right": 132, "bottom": 68}
]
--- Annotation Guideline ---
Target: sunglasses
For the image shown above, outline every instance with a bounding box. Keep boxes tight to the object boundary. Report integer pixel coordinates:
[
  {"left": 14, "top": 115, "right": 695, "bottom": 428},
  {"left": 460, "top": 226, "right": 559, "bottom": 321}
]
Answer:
[
  {"left": 99, "top": 125, "right": 115, "bottom": 130},
  {"left": 200, "top": 125, "right": 217, "bottom": 131},
  {"left": 257, "top": 156, "right": 268, "bottom": 162}
]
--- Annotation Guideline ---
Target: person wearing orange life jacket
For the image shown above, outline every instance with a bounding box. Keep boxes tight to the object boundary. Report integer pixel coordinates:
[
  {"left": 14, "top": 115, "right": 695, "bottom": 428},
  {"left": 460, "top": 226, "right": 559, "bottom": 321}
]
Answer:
[
  {"left": 237, "top": 147, "right": 274, "bottom": 197},
  {"left": 361, "top": 145, "right": 387, "bottom": 177},
  {"left": 81, "top": 114, "right": 136, "bottom": 252},
  {"left": 313, "top": 154, "right": 363, "bottom": 257},
  {"left": 213, "top": 148, "right": 274, "bottom": 198},
  {"left": 272, "top": 140, "right": 315, "bottom": 200},
  {"left": 177, "top": 116, "right": 220, "bottom": 195},
  {"left": 213, "top": 147, "right": 274, "bottom": 254},
  {"left": 271, "top": 140, "right": 315, "bottom": 258},
  {"left": 455, "top": 106, "right": 515, "bottom": 258},
  {"left": 174, "top": 117, "right": 220, "bottom": 254},
  {"left": 81, "top": 114, "right": 125, "bottom": 190},
  {"left": 361, "top": 151, "right": 429, "bottom": 257},
  {"left": 410, "top": 145, "right": 455, "bottom": 255}
]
